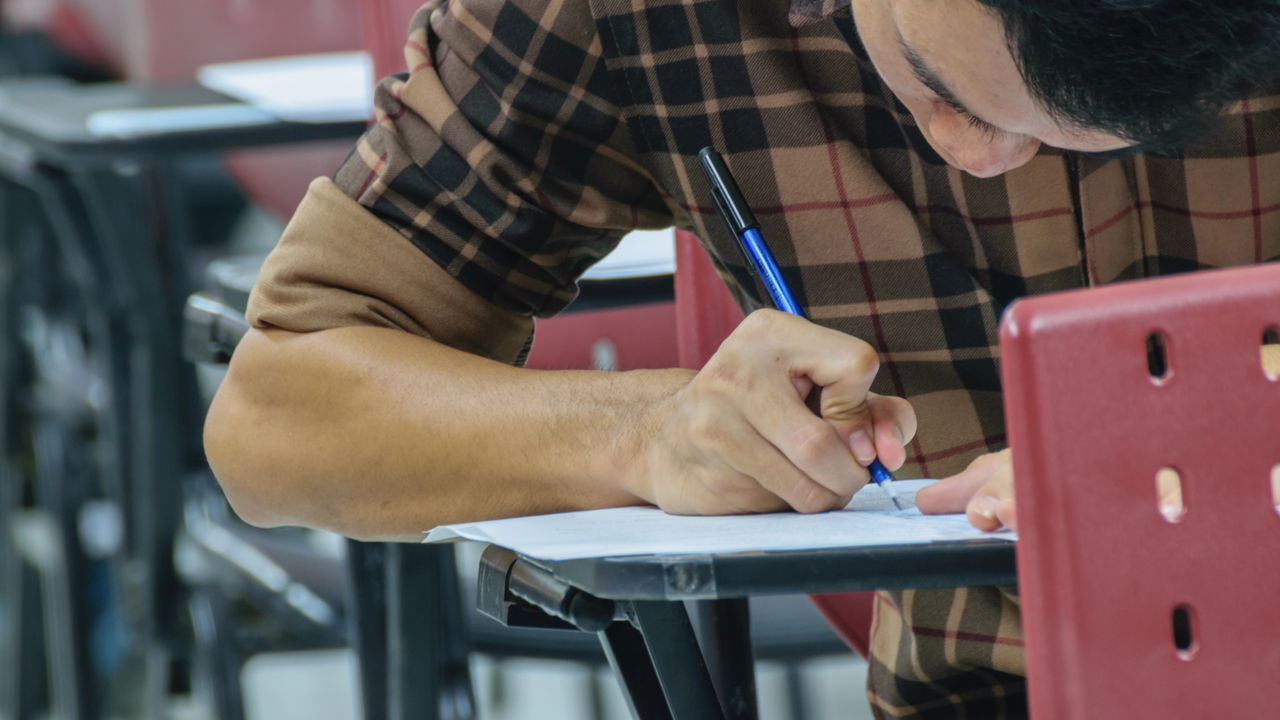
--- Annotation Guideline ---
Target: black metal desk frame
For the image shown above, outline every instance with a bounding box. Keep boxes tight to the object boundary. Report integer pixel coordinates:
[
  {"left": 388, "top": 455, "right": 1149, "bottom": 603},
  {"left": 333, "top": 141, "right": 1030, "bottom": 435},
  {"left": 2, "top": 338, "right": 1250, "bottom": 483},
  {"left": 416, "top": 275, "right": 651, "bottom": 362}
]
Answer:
[{"left": 477, "top": 540, "right": 1017, "bottom": 720}]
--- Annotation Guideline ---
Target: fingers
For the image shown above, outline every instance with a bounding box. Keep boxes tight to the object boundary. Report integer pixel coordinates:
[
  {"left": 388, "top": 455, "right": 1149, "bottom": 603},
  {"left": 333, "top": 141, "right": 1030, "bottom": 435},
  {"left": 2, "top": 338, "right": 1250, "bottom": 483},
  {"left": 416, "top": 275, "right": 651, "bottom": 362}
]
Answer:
[
  {"left": 915, "top": 467, "right": 991, "bottom": 514},
  {"left": 750, "top": 378, "right": 870, "bottom": 499},
  {"left": 712, "top": 414, "right": 848, "bottom": 514},
  {"left": 662, "top": 309, "right": 916, "bottom": 516},
  {"left": 868, "top": 394, "right": 916, "bottom": 471},
  {"left": 965, "top": 453, "right": 1016, "bottom": 531},
  {"left": 738, "top": 311, "right": 881, "bottom": 425},
  {"left": 916, "top": 449, "right": 1005, "bottom": 513},
  {"left": 686, "top": 408, "right": 846, "bottom": 514}
]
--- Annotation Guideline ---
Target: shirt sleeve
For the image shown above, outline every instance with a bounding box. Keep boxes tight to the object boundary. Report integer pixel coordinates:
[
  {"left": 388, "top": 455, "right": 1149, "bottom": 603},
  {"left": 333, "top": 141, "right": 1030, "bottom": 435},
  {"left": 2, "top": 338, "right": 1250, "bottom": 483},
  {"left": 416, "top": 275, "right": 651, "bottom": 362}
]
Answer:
[
  {"left": 248, "top": 0, "right": 676, "bottom": 363},
  {"left": 246, "top": 177, "right": 535, "bottom": 363}
]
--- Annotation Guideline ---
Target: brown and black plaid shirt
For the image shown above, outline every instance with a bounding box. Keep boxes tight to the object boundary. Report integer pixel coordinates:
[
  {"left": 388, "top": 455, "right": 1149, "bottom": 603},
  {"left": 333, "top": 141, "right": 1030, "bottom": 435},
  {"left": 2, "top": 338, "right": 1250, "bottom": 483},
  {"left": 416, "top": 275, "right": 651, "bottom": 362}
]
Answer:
[{"left": 247, "top": 0, "right": 1280, "bottom": 716}]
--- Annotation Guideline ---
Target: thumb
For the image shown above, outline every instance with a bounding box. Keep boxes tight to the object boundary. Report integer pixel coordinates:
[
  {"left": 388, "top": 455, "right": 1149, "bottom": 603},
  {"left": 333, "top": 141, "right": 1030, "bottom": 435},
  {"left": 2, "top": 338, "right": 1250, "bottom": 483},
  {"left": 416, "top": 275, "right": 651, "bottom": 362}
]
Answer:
[
  {"left": 965, "top": 461, "right": 1016, "bottom": 532},
  {"left": 916, "top": 468, "right": 989, "bottom": 514}
]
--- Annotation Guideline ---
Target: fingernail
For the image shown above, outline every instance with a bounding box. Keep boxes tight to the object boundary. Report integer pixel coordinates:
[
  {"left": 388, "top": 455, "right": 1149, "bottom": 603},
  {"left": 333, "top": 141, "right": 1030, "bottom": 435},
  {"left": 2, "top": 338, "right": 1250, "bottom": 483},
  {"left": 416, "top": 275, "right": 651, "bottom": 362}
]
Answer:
[
  {"left": 849, "top": 431, "right": 876, "bottom": 464},
  {"left": 970, "top": 495, "right": 1000, "bottom": 520}
]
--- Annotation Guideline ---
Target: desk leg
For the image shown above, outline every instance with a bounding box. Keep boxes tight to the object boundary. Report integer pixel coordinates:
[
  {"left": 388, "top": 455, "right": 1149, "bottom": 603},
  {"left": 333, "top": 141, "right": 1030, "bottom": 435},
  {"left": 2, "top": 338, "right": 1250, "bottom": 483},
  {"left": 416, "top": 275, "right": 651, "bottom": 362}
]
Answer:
[
  {"left": 345, "top": 541, "right": 388, "bottom": 720},
  {"left": 187, "top": 589, "right": 244, "bottom": 720},
  {"left": 597, "top": 621, "right": 674, "bottom": 720},
  {"left": 688, "top": 599, "right": 758, "bottom": 720},
  {"left": 2, "top": 466, "right": 50, "bottom": 720},
  {"left": 629, "top": 601, "right": 728, "bottom": 720},
  {"left": 385, "top": 544, "right": 476, "bottom": 720}
]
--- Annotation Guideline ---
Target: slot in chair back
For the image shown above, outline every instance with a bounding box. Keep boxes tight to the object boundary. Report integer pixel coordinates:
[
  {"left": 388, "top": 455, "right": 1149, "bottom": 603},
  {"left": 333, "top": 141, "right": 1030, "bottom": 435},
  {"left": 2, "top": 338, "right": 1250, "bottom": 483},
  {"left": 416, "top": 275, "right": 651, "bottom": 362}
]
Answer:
[{"left": 1001, "top": 263, "right": 1280, "bottom": 718}]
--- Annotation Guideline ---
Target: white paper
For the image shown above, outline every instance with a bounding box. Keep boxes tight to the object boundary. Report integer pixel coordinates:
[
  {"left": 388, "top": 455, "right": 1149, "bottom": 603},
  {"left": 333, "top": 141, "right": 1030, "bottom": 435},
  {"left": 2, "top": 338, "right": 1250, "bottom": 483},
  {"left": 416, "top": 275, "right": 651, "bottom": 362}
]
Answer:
[
  {"left": 196, "top": 52, "right": 374, "bottom": 123},
  {"left": 582, "top": 228, "right": 676, "bottom": 280},
  {"left": 423, "top": 479, "right": 1015, "bottom": 561}
]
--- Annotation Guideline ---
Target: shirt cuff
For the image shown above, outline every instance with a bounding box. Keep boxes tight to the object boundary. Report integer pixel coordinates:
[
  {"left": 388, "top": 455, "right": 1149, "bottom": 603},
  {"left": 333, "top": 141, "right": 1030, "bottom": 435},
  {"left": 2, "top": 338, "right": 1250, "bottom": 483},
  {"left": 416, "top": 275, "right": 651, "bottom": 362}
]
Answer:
[{"left": 246, "top": 177, "right": 534, "bottom": 364}]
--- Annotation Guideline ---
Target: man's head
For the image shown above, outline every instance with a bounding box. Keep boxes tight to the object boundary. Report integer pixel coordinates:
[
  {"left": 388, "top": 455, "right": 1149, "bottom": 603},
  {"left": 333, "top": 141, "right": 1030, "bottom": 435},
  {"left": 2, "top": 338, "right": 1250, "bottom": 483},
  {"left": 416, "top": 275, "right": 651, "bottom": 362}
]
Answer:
[{"left": 850, "top": 0, "right": 1280, "bottom": 177}]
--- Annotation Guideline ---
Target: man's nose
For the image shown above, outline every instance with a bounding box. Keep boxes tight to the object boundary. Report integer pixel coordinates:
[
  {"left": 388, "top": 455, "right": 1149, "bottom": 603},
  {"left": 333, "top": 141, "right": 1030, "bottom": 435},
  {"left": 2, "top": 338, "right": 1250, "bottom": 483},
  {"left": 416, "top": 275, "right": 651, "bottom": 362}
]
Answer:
[{"left": 927, "top": 103, "right": 1041, "bottom": 178}]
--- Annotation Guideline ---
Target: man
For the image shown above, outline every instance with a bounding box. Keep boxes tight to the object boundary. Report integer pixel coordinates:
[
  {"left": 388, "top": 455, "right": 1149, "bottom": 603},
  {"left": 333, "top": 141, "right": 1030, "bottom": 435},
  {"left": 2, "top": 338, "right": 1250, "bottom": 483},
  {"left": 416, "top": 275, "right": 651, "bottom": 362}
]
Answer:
[{"left": 204, "top": 0, "right": 1280, "bottom": 716}]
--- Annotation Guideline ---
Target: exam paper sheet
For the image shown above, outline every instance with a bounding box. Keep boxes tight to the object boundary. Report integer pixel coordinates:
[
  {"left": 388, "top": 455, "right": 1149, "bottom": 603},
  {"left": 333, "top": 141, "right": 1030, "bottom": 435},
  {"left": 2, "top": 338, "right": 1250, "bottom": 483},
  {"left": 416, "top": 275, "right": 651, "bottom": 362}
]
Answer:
[{"left": 423, "top": 479, "right": 1015, "bottom": 561}]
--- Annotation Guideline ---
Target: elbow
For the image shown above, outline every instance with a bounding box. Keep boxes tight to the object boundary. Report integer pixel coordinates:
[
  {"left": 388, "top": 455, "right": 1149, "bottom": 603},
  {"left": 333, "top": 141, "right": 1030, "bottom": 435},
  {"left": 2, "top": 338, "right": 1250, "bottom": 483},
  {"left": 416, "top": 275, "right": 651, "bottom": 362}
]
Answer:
[
  {"left": 204, "top": 373, "right": 288, "bottom": 530},
  {"left": 203, "top": 329, "right": 301, "bottom": 530},
  {"left": 202, "top": 328, "right": 378, "bottom": 537},
  {"left": 201, "top": 327, "right": 424, "bottom": 542}
]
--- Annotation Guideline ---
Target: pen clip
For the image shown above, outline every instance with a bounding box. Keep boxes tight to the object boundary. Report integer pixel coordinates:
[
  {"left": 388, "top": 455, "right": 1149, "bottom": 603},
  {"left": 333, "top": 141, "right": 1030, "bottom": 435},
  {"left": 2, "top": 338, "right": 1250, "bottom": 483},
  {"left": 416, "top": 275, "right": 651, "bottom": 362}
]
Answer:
[{"left": 698, "top": 147, "right": 759, "bottom": 237}]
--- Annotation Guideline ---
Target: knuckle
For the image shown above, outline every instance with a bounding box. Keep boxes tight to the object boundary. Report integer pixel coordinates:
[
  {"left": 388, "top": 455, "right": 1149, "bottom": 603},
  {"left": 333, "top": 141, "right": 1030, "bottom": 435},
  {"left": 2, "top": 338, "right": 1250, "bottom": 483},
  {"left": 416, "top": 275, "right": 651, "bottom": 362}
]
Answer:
[
  {"left": 822, "top": 396, "right": 871, "bottom": 420},
  {"left": 703, "top": 471, "right": 742, "bottom": 495},
  {"left": 743, "top": 308, "right": 779, "bottom": 330},
  {"left": 739, "top": 309, "right": 789, "bottom": 341},
  {"left": 789, "top": 421, "right": 839, "bottom": 468},
  {"left": 791, "top": 482, "right": 837, "bottom": 514},
  {"left": 839, "top": 347, "right": 880, "bottom": 379},
  {"left": 701, "top": 360, "right": 752, "bottom": 394},
  {"left": 686, "top": 414, "right": 726, "bottom": 451}
]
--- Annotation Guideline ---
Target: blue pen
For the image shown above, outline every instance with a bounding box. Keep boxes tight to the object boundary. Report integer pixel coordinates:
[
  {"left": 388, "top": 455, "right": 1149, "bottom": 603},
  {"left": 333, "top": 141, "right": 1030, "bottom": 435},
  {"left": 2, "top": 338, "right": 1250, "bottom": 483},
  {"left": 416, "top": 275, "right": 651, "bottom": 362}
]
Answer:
[{"left": 697, "top": 147, "right": 903, "bottom": 510}]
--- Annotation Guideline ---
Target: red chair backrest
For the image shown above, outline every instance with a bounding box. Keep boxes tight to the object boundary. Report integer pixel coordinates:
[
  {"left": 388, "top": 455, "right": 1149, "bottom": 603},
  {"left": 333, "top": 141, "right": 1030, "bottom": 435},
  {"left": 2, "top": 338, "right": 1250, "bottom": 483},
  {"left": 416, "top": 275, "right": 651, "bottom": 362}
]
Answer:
[
  {"left": 1002, "top": 263, "right": 1280, "bottom": 718},
  {"left": 673, "top": 229, "right": 743, "bottom": 369}
]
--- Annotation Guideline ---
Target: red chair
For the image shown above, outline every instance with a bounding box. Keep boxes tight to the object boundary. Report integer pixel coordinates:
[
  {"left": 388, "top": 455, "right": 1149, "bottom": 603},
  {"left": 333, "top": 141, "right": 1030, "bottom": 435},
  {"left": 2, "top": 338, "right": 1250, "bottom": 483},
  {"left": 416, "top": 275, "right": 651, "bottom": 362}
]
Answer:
[
  {"left": 526, "top": 300, "right": 679, "bottom": 370},
  {"left": 1002, "top": 263, "right": 1280, "bottom": 718},
  {"left": 525, "top": 228, "right": 679, "bottom": 371}
]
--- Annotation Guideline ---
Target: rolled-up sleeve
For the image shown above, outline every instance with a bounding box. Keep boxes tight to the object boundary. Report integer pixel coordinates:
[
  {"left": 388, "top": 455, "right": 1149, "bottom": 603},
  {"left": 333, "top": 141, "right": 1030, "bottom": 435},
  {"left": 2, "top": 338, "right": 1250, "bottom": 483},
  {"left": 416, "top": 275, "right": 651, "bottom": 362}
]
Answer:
[{"left": 248, "top": 0, "right": 675, "bottom": 363}]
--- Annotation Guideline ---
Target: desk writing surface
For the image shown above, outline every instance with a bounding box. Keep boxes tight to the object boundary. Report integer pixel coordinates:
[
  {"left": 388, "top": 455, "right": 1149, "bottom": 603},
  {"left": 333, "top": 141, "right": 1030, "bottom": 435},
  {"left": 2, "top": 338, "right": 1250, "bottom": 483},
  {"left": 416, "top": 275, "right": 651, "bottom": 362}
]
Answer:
[
  {"left": 0, "top": 80, "right": 366, "bottom": 161},
  {"left": 426, "top": 480, "right": 1014, "bottom": 561},
  {"left": 196, "top": 52, "right": 375, "bottom": 123},
  {"left": 429, "top": 480, "right": 1017, "bottom": 600}
]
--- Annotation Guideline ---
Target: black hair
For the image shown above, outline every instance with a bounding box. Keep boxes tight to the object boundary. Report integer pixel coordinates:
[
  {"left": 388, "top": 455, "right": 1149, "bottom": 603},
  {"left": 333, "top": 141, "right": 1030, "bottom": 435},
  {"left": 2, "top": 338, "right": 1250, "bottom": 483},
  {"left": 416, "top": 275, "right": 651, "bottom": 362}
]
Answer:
[{"left": 975, "top": 0, "right": 1280, "bottom": 153}]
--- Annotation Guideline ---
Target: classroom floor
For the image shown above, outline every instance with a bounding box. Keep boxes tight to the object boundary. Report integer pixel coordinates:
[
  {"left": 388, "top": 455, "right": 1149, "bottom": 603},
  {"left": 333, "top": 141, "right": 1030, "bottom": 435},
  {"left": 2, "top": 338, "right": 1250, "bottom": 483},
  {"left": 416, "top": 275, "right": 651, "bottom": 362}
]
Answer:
[{"left": 234, "top": 648, "right": 876, "bottom": 720}]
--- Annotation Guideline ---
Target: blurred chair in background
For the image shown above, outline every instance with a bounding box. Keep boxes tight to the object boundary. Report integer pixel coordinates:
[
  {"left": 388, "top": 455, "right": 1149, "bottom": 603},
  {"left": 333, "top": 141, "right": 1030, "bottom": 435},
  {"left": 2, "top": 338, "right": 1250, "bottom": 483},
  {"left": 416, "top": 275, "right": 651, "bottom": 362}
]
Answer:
[
  {"left": 0, "top": 1, "right": 366, "bottom": 718},
  {"left": 0, "top": 0, "right": 117, "bottom": 79}
]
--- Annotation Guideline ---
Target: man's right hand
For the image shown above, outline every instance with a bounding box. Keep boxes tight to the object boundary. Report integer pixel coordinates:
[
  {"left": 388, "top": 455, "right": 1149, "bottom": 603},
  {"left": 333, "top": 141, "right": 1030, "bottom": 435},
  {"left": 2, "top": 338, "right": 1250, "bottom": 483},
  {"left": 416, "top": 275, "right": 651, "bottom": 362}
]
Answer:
[{"left": 624, "top": 309, "right": 917, "bottom": 515}]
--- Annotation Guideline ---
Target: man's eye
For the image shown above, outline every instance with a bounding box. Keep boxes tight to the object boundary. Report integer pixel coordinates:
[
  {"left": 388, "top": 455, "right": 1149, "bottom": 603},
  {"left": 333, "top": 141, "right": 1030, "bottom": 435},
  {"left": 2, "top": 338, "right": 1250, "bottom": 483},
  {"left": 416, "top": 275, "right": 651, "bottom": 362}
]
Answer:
[{"left": 959, "top": 109, "right": 1003, "bottom": 139}]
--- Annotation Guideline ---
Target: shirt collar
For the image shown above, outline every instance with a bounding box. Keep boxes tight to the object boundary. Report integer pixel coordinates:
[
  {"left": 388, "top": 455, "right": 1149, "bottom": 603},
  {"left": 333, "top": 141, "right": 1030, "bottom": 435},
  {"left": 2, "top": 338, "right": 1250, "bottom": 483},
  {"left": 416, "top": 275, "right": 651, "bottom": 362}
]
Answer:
[{"left": 788, "top": 0, "right": 849, "bottom": 27}]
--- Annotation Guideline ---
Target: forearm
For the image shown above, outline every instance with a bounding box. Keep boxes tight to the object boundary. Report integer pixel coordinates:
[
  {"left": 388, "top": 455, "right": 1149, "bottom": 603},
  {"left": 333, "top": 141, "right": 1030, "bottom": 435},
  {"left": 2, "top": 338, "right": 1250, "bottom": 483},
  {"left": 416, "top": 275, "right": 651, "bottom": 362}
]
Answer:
[{"left": 204, "top": 326, "right": 690, "bottom": 540}]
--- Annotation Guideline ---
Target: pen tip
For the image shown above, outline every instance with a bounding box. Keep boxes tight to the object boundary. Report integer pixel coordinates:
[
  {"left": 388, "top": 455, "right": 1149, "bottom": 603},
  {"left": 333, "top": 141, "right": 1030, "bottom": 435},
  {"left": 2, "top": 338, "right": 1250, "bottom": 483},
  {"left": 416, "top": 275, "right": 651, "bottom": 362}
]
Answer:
[{"left": 879, "top": 480, "right": 904, "bottom": 510}]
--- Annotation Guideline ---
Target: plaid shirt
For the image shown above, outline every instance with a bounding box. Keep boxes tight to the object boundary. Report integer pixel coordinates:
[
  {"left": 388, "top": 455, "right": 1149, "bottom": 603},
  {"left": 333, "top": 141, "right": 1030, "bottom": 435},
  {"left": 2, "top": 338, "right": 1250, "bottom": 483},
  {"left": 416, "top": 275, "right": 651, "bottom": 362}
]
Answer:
[{"left": 247, "top": 0, "right": 1280, "bottom": 716}]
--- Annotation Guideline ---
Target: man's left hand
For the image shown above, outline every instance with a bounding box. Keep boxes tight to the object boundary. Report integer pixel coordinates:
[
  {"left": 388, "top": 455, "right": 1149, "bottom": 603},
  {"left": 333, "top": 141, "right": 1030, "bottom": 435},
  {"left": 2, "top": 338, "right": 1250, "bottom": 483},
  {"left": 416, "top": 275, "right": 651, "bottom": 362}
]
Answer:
[{"left": 915, "top": 449, "right": 1015, "bottom": 531}]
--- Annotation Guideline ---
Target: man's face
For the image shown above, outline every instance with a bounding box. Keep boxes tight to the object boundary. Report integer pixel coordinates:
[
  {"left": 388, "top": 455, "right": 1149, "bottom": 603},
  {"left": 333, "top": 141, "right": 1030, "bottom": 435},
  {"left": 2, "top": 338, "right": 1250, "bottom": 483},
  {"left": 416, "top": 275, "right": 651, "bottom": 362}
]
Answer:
[{"left": 851, "top": 0, "right": 1132, "bottom": 177}]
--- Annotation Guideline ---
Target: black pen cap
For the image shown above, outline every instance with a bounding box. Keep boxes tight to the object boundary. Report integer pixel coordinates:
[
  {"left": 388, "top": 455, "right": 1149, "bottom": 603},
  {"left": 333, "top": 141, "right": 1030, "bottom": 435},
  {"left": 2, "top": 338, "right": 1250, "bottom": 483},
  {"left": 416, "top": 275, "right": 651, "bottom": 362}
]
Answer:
[{"left": 698, "top": 147, "right": 759, "bottom": 237}]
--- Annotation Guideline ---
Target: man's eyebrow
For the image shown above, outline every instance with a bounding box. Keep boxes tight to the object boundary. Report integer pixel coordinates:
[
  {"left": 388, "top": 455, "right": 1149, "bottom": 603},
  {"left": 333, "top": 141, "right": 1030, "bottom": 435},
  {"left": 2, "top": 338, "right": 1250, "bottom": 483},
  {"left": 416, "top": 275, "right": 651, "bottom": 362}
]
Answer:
[{"left": 899, "top": 36, "right": 996, "bottom": 129}]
